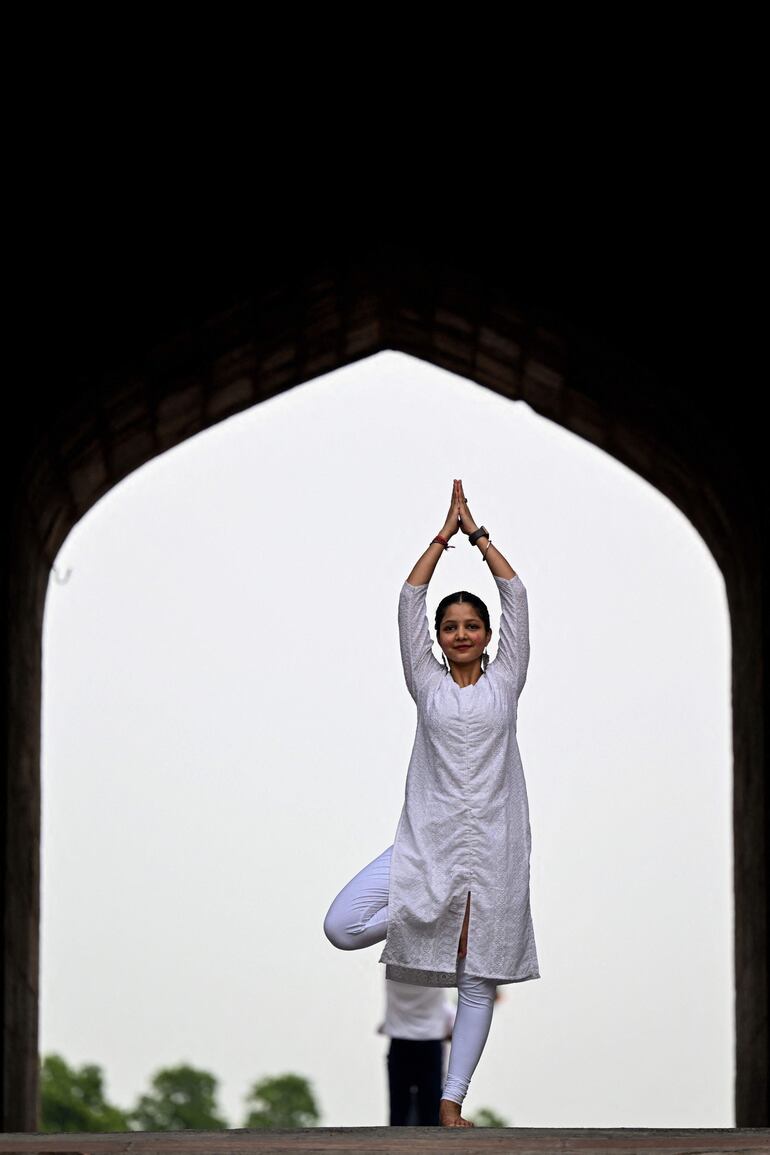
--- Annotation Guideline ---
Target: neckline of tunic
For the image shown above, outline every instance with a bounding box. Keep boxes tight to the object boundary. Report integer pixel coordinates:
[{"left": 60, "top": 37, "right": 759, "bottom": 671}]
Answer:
[{"left": 444, "top": 673, "right": 485, "bottom": 691}]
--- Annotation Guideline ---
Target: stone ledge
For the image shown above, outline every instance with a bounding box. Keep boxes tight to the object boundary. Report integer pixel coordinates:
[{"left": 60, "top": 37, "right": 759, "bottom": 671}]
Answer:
[{"left": 0, "top": 1127, "right": 767, "bottom": 1155}]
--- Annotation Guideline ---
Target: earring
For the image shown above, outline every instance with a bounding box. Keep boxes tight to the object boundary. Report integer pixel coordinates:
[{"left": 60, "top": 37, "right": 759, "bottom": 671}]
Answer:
[{"left": 482, "top": 649, "right": 489, "bottom": 672}]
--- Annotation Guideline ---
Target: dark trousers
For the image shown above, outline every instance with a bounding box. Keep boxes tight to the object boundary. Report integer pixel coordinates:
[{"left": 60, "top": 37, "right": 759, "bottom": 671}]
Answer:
[{"left": 387, "top": 1037, "right": 444, "bottom": 1126}]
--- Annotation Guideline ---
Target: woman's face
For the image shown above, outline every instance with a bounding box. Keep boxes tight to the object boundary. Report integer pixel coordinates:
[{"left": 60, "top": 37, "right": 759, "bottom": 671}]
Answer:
[{"left": 438, "top": 604, "right": 492, "bottom": 669}]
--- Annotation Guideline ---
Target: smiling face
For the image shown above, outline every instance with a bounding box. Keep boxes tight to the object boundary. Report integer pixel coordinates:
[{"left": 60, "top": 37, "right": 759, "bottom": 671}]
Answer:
[{"left": 438, "top": 603, "right": 493, "bottom": 670}]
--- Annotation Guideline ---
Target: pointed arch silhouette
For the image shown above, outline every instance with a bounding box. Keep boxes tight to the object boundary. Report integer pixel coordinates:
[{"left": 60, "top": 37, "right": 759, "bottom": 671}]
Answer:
[{"left": 3, "top": 241, "right": 765, "bottom": 1128}]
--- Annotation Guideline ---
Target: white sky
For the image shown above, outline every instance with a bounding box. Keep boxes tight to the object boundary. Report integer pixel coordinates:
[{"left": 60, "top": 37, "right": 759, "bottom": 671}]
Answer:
[{"left": 40, "top": 351, "right": 734, "bottom": 1128}]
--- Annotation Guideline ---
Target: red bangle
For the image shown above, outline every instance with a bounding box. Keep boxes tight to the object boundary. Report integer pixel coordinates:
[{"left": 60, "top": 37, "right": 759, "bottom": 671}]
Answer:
[{"left": 432, "top": 535, "right": 454, "bottom": 550}]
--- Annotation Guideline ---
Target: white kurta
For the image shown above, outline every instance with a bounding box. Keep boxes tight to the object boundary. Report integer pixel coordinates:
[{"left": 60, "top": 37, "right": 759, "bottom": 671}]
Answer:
[{"left": 378, "top": 574, "right": 540, "bottom": 988}]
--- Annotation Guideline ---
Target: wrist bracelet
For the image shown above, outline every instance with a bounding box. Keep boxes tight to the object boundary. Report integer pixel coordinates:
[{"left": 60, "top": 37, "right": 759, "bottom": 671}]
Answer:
[
  {"left": 482, "top": 538, "right": 493, "bottom": 562},
  {"left": 468, "top": 525, "right": 489, "bottom": 546},
  {"left": 432, "top": 535, "right": 455, "bottom": 550}
]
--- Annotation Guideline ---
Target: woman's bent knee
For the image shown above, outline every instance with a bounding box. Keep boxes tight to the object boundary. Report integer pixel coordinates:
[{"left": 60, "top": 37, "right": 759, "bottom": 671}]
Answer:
[
  {"left": 323, "top": 907, "right": 351, "bottom": 950},
  {"left": 323, "top": 902, "right": 364, "bottom": 951}
]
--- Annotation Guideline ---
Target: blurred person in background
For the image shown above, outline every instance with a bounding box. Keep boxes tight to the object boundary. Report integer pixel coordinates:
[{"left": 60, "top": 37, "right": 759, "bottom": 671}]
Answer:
[{"left": 376, "top": 978, "right": 456, "bottom": 1126}]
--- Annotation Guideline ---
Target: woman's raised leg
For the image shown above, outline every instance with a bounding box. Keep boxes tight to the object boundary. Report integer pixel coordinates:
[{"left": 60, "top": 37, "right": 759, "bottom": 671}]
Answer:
[
  {"left": 323, "top": 845, "right": 392, "bottom": 950},
  {"left": 324, "top": 847, "right": 497, "bottom": 1128}
]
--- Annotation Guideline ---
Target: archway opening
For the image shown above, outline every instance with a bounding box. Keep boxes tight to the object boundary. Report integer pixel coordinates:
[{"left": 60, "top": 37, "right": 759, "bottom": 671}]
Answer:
[{"left": 40, "top": 350, "right": 733, "bottom": 1128}]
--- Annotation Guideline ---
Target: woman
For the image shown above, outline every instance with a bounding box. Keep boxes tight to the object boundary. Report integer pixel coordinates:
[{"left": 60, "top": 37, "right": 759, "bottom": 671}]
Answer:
[{"left": 324, "top": 479, "right": 539, "bottom": 1127}]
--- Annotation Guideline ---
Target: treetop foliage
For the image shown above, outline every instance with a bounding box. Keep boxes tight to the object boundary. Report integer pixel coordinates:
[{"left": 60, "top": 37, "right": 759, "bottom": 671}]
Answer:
[
  {"left": 40, "top": 1055, "right": 321, "bottom": 1132},
  {"left": 40, "top": 1054, "right": 130, "bottom": 1133}
]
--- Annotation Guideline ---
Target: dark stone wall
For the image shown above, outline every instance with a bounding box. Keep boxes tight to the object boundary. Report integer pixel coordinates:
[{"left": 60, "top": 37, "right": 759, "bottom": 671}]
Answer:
[{"left": 3, "top": 236, "right": 766, "bottom": 1127}]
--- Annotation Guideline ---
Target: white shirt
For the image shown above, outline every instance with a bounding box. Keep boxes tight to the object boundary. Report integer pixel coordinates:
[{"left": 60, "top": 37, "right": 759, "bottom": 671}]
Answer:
[
  {"left": 377, "top": 979, "right": 457, "bottom": 1040},
  {"left": 378, "top": 575, "right": 541, "bottom": 987}
]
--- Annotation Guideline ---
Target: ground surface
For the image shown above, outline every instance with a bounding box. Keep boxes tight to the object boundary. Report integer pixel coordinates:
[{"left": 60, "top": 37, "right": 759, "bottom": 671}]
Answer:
[{"left": 0, "top": 1127, "right": 768, "bottom": 1154}]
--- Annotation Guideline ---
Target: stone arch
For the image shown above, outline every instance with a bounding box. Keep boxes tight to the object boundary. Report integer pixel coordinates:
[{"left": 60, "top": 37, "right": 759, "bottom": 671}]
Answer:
[{"left": 3, "top": 242, "right": 766, "bottom": 1128}]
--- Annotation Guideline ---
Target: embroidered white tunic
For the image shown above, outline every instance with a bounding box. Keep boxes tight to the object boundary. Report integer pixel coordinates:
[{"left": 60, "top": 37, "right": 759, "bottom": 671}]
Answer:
[{"left": 378, "top": 574, "right": 540, "bottom": 988}]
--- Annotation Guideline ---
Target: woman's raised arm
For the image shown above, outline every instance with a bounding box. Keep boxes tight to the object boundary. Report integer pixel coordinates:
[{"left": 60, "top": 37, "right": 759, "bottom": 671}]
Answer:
[
  {"left": 455, "top": 480, "right": 517, "bottom": 578},
  {"left": 399, "top": 481, "right": 463, "bottom": 700},
  {"left": 405, "top": 481, "right": 463, "bottom": 586},
  {"left": 455, "top": 480, "right": 529, "bottom": 694}
]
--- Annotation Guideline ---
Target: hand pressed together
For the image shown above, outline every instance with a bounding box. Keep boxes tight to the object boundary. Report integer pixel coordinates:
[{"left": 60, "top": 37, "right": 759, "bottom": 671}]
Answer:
[
  {"left": 455, "top": 478, "right": 479, "bottom": 537},
  {"left": 440, "top": 479, "right": 479, "bottom": 541},
  {"left": 406, "top": 477, "right": 515, "bottom": 586}
]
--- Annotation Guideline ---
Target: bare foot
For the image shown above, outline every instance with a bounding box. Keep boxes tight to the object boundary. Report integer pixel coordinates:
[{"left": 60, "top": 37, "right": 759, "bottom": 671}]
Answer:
[{"left": 440, "top": 1098, "right": 475, "bottom": 1127}]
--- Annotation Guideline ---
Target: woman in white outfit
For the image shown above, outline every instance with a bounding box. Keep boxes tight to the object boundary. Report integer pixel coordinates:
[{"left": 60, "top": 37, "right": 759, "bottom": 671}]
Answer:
[{"left": 324, "top": 479, "right": 539, "bottom": 1128}]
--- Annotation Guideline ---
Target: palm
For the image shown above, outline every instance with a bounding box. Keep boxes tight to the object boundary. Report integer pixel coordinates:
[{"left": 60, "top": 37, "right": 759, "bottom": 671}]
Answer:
[
  {"left": 457, "top": 481, "right": 475, "bottom": 534},
  {"left": 442, "top": 482, "right": 461, "bottom": 538}
]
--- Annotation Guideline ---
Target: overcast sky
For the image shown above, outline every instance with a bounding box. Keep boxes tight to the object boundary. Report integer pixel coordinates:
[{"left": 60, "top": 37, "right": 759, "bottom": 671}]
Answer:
[{"left": 40, "top": 350, "right": 733, "bottom": 1128}]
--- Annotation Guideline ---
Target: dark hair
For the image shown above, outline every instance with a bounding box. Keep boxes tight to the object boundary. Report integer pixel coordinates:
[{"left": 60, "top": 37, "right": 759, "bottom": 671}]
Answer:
[{"left": 435, "top": 591, "right": 491, "bottom": 634}]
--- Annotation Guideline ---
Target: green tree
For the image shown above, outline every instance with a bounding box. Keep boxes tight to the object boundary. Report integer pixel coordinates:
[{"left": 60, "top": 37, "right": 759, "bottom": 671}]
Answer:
[
  {"left": 130, "top": 1064, "right": 227, "bottom": 1130},
  {"left": 471, "top": 1105, "right": 510, "bottom": 1127},
  {"left": 40, "top": 1054, "right": 130, "bottom": 1132},
  {"left": 243, "top": 1073, "right": 320, "bottom": 1128}
]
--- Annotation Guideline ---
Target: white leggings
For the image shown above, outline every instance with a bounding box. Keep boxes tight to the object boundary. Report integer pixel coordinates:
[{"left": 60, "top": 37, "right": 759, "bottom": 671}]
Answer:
[{"left": 323, "top": 845, "right": 497, "bottom": 1108}]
